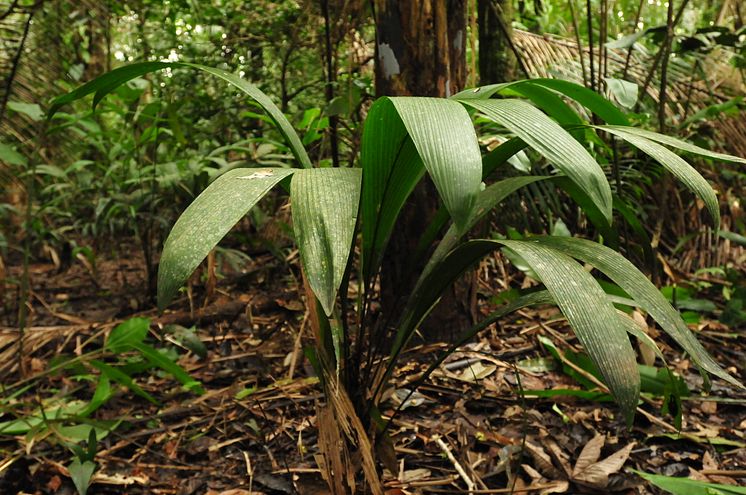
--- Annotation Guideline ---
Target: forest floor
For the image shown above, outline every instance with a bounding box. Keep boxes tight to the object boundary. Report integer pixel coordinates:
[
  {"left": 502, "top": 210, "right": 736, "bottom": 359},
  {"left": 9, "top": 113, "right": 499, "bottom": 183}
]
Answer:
[{"left": 0, "top": 246, "right": 745, "bottom": 495}]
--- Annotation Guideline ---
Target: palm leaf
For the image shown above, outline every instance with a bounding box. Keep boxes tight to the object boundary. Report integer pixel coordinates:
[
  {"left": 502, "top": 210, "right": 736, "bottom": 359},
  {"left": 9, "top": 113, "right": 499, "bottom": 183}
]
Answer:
[
  {"left": 601, "top": 126, "right": 720, "bottom": 230},
  {"left": 501, "top": 239, "right": 640, "bottom": 424},
  {"left": 290, "top": 168, "right": 361, "bottom": 316},
  {"left": 460, "top": 98, "right": 613, "bottom": 222},
  {"left": 530, "top": 236, "right": 741, "bottom": 388},
  {"left": 48, "top": 62, "right": 312, "bottom": 168},
  {"left": 157, "top": 168, "right": 294, "bottom": 310}
]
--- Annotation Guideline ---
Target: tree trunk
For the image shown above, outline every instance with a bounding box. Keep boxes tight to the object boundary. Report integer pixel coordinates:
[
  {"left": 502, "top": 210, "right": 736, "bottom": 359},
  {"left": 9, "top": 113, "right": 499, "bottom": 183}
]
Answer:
[
  {"left": 374, "top": 0, "right": 472, "bottom": 341},
  {"left": 478, "top": 0, "right": 517, "bottom": 84},
  {"left": 374, "top": 0, "right": 466, "bottom": 97}
]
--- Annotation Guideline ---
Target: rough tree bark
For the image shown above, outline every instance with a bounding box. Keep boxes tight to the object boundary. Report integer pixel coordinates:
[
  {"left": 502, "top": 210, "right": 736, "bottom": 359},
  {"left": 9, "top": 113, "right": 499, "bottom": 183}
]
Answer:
[
  {"left": 373, "top": 0, "right": 472, "bottom": 340},
  {"left": 374, "top": 0, "right": 466, "bottom": 97}
]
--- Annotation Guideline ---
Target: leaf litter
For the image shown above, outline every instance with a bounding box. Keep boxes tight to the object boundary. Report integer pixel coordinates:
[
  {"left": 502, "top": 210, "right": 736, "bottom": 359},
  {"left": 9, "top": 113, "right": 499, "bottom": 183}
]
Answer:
[{"left": 0, "top": 243, "right": 745, "bottom": 494}]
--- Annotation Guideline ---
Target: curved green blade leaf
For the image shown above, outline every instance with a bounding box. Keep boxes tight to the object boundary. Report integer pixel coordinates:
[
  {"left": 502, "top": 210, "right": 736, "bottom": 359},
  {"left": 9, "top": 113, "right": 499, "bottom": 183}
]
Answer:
[
  {"left": 530, "top": 236, "right": 741, "bottom": 388},
  {"left": 500, "top": 239, "right": 640, "bottom": 424},
  {"left": 48, "top": 61, "right": 171, "bottom": 116},
  {"left": 290, "top": 168, "right": 361, "bottom": 316},
  {"left": 506, "top": 82, "right": 586, "bottom": 128},
  {"left": 601, "top": 126, "right": 720, "bottom": 230},
  {"left": 182, "top": 63, "right": 312, "bottom": 169},
  {"left": 400, "top": 236, "right": 640, "bottom": 422},
  {"left": 89, "top": 360, "right": 159, "bottom": 405},
  {"left": 605, "top": 126, "right": 746, "bottom": 164},
  {"left": 413, "top": 138, "right": 532, "bottom": 261},
  {"left": 604, "top": 78, "right": 639, "bottom": 109},
  {"left": 523, "top": 79, "right": 630, "bottom": 125},
  {"left": 390, "top": 97, "right": 482, "bottom": 230},
  {"left": 133, "top": 342, "right": 205, "bottom": 395},
  {"left": 454, "top": 78, "right": 630, "bottom": 125},
  {"left": 48, "top": 62, "right": 312, "bottom": 168},
  {"left": 360, "top": 98, "right": 425, "bottom": 283},
  {"left": 461, "top": 98, "right": 613, "bottom": 222},
  {"left": 158, "top": 168, "right": 294, "bottom": 310},
  {"left": 633, "top": 470, "right": 746, "bottom": 495}
]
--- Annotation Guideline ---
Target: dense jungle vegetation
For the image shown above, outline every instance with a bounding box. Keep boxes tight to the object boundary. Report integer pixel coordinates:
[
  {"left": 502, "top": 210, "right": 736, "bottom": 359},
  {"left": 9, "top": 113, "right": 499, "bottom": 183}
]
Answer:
[{"left": 0, "top": 0, "right": 745, "bottom": 494}]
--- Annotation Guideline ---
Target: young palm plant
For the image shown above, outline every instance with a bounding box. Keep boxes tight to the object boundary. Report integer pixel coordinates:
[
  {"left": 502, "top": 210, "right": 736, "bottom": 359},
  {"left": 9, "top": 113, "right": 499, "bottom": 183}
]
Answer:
[{"left": 50, "top": 63, "right": 744, "bottom": 493}]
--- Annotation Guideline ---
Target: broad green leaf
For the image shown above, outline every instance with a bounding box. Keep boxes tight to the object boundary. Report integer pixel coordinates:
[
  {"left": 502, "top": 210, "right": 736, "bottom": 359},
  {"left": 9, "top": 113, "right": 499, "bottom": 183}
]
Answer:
[
  {"left": 390, "top": 97, "right": 482, "bottom": 230},
  {"left": 158, "top": 167, "right": 294, "bottom": 310},
  {"left": 633, "top": 470, "right": 746, "bottom": 495},
  {"left": 0, "top": 416, "right": 43, "bottom": 435},
  {"left": 89, "top": 360, "right": 159, "bottom": 405},
  {"left": 452, "top": 82, "right": 513, "bottom": 100},
  {"left": 48, "top": 62, "right": 312, "bottom": 168},
  {"left": 291, "top": 168, "right": 361, "bottom": 316},
  {"left": 501, "top": 239, "right": 640, "bottom": 423},
  {"left": 132, "top": 342, "right": 205, "bottom": 395},
  {"left": 604, "top": 126, "right": 746, "bottom": 164},
  {"left": 719, "top": 229, "right": 746, "bottom": 246},
  {"left": 55, "top": 423, "right": 112, "bottom": 444},
  {"left": 7, "top": 101, "right": 43, "bottom": 121},
  {"left": 601, "top": 126, "right": 720, "bottom": 230},
  {"left": 69, "top": 459, "right": 96, "bottom": 495},
  {"left": 0, "top": 142, "right": 27, "bottom": 166},
  {"left": 461, "top": 98, "right": 613, "bottom": 222},
  {"left": 604, "top": 78, "right": 638, "bottom": 109},
  {"left": 360, "top": 98, "right": 425, "bottom": 282},
  {"left": 605, "top": 30, "right": 650, "bottom": 49},
  {"left": 164, "top": 324, "right": 208, "bottom": 359},
  {"left": 399, "top": 237, "right": 641, "bottom": 422},
  {"left": 105, "top": 318, "right": 150, "bottom": 354},
  {"left": 530, "top": 236, "right": 741, "bottom": 388}
]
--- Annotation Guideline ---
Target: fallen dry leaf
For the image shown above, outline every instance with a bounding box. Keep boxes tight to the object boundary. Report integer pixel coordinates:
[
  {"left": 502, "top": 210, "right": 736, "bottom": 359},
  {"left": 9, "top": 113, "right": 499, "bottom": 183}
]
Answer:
[
  {"left": 572, "top": 434, "right": 605, "bottom": 477},
  {"left": 573, "top": 441, "right": 635, "bottom": 488}
]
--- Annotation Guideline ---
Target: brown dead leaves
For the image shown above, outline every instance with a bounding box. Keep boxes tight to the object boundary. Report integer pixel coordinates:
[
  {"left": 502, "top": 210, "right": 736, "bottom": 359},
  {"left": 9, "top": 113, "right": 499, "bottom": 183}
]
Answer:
[{"left": 523, "top": 434, "right": 636, "bottom": 493}]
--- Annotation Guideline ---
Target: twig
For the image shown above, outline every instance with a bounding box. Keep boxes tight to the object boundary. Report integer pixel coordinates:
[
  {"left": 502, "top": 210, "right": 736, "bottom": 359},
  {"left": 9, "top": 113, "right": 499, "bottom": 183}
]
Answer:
[
  {"left": 585, "top": 0, "right": 595, "bottom": 90},
  {"left": 658, "top": 0, "right": 676, "bottom": 131},
  {"left": 567, "top": 0, "right": 587, "bottom": 86},
  {"left": 432, "top": 434, "right": 476, "bottom": 493},
  {"left": 243, "top": 451, "right": 254, "bottom": 493},
  {"left": 622, "top": 0, "right": 645, "bottom": 79},
  {"left": 636, "top": 0, "right": 690, "bottom": 111},
  {"left": 320, "top": 0, "right": 339, "bottom": 167},
  {"left": 701, "top": 469, "right": 746, "bottom": 477},
  {"left": 550, "top": 342, "right": 679, "bottom": 433},
  {"left": 287, "top": 312, "right": 308, "bottom": 380}
]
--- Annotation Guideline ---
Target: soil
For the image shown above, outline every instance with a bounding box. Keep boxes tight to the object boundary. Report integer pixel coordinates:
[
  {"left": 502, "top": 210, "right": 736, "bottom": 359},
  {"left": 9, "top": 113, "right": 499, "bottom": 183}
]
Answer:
[{"left": 1, "top": 244, "right": 745, "bottom": 495}]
